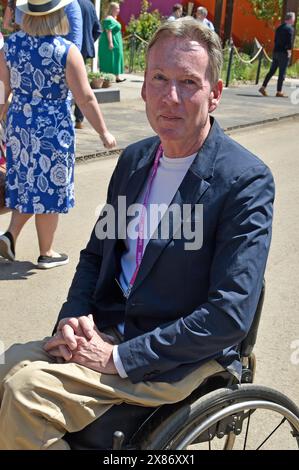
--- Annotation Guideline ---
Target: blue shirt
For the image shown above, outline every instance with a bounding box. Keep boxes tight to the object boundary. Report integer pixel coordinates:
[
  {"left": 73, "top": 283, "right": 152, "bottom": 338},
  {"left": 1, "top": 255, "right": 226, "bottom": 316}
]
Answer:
[{"left": 15, "top": 2, "right": 83, "bottom": 50}]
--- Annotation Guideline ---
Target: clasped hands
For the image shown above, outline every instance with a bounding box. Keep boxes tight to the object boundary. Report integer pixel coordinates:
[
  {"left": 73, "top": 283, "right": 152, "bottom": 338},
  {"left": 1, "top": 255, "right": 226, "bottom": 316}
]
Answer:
[{"left": 43, "top": 314, "right": 118, "bottom": 374}]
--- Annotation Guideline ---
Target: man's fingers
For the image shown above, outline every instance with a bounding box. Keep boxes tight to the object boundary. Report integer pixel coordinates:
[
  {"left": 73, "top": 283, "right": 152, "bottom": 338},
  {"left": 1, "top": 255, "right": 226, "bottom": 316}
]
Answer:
[
  {"left": 57, "top": 317, "right": 71, "bottom": 331},
  {"left": 61, "top": 324, "right": 77, "bottom": 350},
  {"left": 65, "top": 317, "right": 79, "bottom": 331},
  {"left": 46, "top": 347, "right": 63, "bottom": 357},
  {"left": 78, "top": 316, "right": 94, "bottom": 340},
  {"left": 58, "top": 316, "right": 94, "bottom": 340},
  {"left": 46, "top": 345, "right": 72, "bottom": 362},
  {"left": 59, "top": 344, "right": 72, "bottom": 361},
  {"left": 44, "top": 333, "right": 67, "bottom": 351}
]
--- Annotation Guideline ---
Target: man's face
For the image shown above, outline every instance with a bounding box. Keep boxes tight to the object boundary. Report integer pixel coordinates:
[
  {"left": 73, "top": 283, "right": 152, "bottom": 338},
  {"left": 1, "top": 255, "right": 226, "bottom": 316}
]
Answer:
[
  {"left": 196, "top": 11, "right": 205, "bottom": 21},
  {"left": 142, "top": 36, "right": 222, "bottom": 153}
]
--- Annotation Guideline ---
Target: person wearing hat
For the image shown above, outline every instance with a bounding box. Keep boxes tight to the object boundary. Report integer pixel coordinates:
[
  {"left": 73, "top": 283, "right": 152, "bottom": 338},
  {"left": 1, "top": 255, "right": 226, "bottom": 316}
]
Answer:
[
  {"left": 15, "top": 0, "right": 83, "bottom": 51},
  {"left": 0, "top": 0, "right": 116, "bottom": 269}
]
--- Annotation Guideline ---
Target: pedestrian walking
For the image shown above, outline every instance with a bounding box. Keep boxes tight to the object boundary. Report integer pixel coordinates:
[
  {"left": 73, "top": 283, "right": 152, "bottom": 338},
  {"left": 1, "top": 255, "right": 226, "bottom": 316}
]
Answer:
[{"left": 259, "top": 12, "right": 295, "bottom": 98}]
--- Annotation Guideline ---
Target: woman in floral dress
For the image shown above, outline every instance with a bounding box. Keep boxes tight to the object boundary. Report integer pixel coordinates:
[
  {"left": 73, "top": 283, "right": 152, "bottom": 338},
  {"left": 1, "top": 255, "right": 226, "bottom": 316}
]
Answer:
[{"left": 0, "top": 0, "right": 116, "bottom": 268}]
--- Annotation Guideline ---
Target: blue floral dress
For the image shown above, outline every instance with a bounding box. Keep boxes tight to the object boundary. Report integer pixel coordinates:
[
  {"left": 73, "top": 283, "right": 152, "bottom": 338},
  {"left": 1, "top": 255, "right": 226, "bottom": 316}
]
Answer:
[{"left": 4, "top": 31, "right": 75, "bottom": 214}]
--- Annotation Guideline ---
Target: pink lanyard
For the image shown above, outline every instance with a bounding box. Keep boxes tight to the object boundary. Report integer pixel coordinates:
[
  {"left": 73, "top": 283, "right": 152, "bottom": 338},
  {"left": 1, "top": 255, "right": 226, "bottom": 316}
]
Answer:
[{"left": 126, "top": 144, "right": 163, "bottom": 297}]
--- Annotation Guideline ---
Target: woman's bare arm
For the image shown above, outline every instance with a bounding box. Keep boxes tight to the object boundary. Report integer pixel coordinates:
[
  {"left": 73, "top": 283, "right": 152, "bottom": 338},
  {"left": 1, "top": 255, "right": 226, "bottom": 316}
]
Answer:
[{"left": 66, "top": 45, "right": 116, "bottom": 149}]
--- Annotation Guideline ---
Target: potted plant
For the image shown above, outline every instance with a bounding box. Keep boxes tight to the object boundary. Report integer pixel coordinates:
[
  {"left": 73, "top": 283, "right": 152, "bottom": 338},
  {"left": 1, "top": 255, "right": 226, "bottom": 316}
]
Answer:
[
  {"left": 101, "top": 74, "right": 114, "bottom": 88},
  {"left": 88, "top": 71, "right": 104, "bottom": 89}
]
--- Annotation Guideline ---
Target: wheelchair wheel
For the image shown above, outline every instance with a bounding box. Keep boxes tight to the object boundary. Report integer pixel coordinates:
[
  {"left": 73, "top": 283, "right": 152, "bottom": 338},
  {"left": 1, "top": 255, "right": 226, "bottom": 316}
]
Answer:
[{"left": 139, "top": 384, "right": 299, "bottom": 450}]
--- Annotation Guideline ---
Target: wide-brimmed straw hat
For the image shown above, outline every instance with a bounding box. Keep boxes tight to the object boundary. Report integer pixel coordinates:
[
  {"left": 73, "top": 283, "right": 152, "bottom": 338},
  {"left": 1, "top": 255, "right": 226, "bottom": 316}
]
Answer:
[{"left": 16, "top": 0, "right": 73, "bottom": 16}]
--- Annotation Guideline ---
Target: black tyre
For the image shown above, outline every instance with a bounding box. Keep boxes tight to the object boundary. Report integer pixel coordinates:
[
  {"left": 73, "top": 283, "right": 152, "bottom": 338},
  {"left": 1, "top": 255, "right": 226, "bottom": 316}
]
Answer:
[{"left": 139, "top": 384, "right": 299, "bottom": 450}]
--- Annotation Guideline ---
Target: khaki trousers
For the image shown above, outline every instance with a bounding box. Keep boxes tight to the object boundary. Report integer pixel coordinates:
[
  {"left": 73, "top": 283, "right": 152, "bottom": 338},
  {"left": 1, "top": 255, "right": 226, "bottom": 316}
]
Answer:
[{"left": 0, "top": 336, "right": 223, "bottom": 450}]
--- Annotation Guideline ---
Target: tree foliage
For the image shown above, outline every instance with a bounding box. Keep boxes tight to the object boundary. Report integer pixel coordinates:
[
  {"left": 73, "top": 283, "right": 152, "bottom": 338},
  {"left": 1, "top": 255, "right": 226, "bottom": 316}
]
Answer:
[
  {"left": 248, "top": 0, "right": 283, "bottom": 26},
  {"left": 126, "top": 0, "right": 162, "bottom": 42}
]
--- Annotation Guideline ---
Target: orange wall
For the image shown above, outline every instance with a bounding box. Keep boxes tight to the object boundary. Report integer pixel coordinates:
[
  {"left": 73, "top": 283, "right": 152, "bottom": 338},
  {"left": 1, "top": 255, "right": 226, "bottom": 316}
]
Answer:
[
  {"left": 230, "top": 0, "right": 279, "bottom": 50},
  {"left": 182, "top": 0, "right": 279, "bottom": 51}
]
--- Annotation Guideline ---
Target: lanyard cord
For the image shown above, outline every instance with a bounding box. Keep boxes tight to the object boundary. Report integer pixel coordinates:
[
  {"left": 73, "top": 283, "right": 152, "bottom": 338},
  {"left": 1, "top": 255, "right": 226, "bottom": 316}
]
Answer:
[{"left": 126, "top": 144, "right": 163, "bottom": 297}]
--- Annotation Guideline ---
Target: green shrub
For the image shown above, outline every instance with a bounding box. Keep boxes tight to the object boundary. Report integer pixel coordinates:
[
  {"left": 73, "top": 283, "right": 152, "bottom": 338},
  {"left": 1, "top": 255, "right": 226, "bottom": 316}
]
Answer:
[
  {"left": 88, "top": 71, "right": 104, "bottom": 80},
  {"left": 124, "top": 1, "right": 162, "bottom": 73},
  {"left": 287, "top": 61, "right": 299, "bottom": 78},
  {"left": 126, "top": 0, "right": 162, "bottom": 42}
]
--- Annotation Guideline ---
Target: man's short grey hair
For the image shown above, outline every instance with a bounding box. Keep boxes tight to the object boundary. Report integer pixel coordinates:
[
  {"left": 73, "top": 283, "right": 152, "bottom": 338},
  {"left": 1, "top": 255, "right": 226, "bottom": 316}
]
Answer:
[
  {"left": 147, "top": 17, "right": 223, "bottom": 85},
  {"left": 197, "top": 6, "right": 208, "bottom": 17},
  {"left": 285, "top": 11, "right": 295, "bottom": 21}
]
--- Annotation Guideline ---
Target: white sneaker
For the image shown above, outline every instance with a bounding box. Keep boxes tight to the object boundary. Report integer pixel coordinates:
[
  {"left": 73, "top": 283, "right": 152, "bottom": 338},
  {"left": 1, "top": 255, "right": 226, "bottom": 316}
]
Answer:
[
  {"left": 37, "top": 253, "right": 69, "bottom": 269},
  {"left": 0, "top": 232, "right": 15, "bottom": 261}
]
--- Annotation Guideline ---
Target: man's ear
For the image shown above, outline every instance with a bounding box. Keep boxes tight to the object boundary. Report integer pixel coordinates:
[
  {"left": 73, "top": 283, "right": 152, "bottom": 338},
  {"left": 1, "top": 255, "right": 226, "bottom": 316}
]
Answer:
[
  {"left": 141, "top": 71, "right": 147, "bottom": 102},
  {"left": 208, "top": 79, "right": 223, "bottom": 113}
]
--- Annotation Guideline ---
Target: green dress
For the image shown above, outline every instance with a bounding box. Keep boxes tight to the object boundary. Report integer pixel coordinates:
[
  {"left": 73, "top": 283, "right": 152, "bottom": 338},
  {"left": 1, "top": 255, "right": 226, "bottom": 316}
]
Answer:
[{"left": 99, "top": 17, "right": 124, "bottom": 75}]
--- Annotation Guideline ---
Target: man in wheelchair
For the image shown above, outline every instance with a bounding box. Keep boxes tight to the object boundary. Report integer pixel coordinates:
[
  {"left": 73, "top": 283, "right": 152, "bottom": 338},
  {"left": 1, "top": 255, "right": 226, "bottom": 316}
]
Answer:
[{"left": 0, "top": 18, "right": 277, "bottom": 449}]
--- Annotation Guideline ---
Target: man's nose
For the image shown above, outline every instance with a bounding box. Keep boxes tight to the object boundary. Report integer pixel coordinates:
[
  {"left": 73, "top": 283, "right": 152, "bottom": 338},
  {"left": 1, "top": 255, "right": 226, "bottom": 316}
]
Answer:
[{"left": 163, "top": 81, "right": 181, "bottom": 104}]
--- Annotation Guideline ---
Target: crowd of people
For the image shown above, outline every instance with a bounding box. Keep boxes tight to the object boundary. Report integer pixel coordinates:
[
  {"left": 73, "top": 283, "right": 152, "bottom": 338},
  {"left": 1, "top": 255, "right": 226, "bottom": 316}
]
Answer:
[
  {"left": 0, "top": 0, "right": 117, "bottom": 268},
  {"left": 168, "top": 3, "right": 215, "bottom": 31},
  {"left": 0, "top": 2, "right": 296, "bottom": 268}
]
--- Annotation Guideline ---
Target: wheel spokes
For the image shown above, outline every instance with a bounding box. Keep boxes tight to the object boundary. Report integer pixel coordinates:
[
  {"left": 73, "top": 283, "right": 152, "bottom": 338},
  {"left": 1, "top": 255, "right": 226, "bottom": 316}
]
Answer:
[
  {"left": 255, "top": 417, "right": 286, "bottom": 450},
  {"left": 243, "top": 409, "right": 253, "bottom": 450}
]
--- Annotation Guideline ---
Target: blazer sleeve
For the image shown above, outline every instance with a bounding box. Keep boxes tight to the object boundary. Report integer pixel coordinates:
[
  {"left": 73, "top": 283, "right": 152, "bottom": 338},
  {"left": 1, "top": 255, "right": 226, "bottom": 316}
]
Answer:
[
  {"left": 118, "top": 164, "right": 275, "bottom": 383},
  {"left": 92, "top": 11, "right": 102, "bottom": 42},
  {"left": 54, "top": 160, "right": 119, "bottom": 328}
]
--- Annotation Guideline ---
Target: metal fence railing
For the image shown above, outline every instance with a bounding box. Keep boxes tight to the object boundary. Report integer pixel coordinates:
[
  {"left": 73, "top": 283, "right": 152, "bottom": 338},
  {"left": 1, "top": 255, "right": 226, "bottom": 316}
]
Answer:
[
  {"left": 123, "top": 33, "right": 149, "bottom": 74},
  {"left": 224, "top": 39, "right": 272, "bottom": 87}
]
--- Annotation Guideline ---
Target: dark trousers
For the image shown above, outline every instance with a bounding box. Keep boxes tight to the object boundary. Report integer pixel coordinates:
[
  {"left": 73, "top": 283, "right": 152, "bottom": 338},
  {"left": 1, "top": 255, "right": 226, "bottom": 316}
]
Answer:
[{"left": 262, "top": 51, "right": 289, "bottom": 92}]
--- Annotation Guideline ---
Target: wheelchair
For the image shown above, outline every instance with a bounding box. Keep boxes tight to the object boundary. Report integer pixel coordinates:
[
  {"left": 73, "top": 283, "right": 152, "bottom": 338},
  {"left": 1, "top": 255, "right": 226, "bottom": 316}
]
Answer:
[{"left": 65, "top": 284, "right": 299, "bottom": 450}]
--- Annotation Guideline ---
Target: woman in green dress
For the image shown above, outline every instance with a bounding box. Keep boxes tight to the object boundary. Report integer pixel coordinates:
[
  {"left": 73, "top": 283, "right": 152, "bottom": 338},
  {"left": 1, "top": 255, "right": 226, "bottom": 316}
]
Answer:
[{"left": 98, "top": 2, "right": 126, "bottom": 82}]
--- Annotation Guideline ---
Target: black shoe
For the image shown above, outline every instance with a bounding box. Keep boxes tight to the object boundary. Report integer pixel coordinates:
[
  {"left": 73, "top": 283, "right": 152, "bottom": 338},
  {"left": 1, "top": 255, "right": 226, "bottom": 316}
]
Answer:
[
  {"left": 37, "top": 253, "right": 69, "bottom": 269},
  {"left": 115, "top": 78, "right": 126, "bottom": 83},
  {"left": 0, "top": 231, "right": 15, "bottom": 261}
]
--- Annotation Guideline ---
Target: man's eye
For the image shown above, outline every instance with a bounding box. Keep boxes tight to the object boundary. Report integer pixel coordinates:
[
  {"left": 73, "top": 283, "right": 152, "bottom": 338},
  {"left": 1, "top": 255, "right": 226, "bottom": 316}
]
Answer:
[
  {"left": 154, "top": 74, "right": 167, "bottom": 81},
  {"left": 183, "top": 79, "right": 196, "bottom": 85}
]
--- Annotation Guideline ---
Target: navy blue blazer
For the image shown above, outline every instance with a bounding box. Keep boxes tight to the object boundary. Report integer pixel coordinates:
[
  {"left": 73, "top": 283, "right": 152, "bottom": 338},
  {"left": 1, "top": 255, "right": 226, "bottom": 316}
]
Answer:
[
  {"left": 57, "top": 118, "right": 275, "bottom": 383},
  {"left": 78, "top": 0, "right": 102, "bottom": 59}
]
